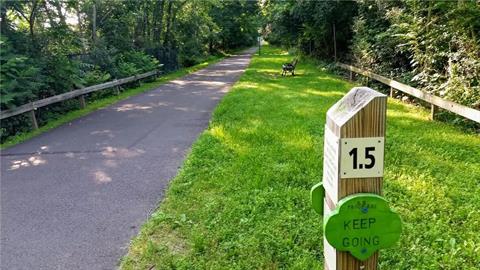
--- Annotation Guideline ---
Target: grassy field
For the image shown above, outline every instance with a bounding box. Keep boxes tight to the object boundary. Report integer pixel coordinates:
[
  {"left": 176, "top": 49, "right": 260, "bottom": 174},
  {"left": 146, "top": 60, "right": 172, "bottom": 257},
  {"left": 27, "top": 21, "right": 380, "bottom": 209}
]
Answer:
[
  {"left": 121, "top": 46, "right": 480, "bottom": 269},
  {"left": 0, "top": 55, "right": 225, "bottom": 149}
]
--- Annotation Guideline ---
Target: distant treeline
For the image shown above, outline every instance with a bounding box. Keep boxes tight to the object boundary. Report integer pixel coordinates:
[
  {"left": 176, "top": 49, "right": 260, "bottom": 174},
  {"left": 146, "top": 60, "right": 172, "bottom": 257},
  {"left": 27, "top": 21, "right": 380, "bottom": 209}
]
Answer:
[
  {"left": 263, "top": 0, "right": 479, "bottom": 114},
  {"left": 0, "top": 0, "right": 260, "bottom": 141}
]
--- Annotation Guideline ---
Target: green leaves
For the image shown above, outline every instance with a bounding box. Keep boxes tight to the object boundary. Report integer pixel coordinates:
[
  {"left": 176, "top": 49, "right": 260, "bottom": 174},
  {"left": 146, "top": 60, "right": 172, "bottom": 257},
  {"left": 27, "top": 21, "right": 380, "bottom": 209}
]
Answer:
[{"left": 0, "top": 38, "right": 43, "bottom": 109}]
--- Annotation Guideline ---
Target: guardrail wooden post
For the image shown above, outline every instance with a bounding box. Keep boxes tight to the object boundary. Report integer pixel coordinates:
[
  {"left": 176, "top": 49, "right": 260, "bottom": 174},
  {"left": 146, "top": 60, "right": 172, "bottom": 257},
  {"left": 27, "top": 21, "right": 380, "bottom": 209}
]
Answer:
[
  {"left": 29, "top": 104, "right": 39, "bottom": 130},
  {"left": 78, "top": 95, "right": 86, "bottom": 109},
  {"left": 430, "top": 104, "right": 437, "bottom": 120},
  {"left": 134, "top": 74, "right": 140, "bottom": 87},
  {"left": 389, "top": 72, "right": 394, "bottom": 98},
  {"left": 349, "top": 70, "right": 353, "bottom": 81},
  {"left": 310, "top": 87, "right": 401, "bottom": 270},
  {"left": 115, "top": 85, "right": 120, "bottom": 95}
]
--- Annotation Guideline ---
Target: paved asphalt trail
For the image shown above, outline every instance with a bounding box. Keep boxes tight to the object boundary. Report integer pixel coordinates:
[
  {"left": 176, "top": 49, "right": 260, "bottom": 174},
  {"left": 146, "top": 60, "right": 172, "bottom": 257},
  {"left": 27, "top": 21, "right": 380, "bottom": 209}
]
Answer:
[{"left": 0, "top": 48, "right": 256, "bottom": 270}]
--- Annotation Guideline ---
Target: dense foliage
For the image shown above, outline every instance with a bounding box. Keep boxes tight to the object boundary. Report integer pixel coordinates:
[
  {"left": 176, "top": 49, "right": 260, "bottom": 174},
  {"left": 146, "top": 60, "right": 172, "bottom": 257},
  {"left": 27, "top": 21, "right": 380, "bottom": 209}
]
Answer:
[
  {"left": 0, "top": 0, "right": 260, "bottom": 141},
  {"left": 263, "top": 0, "right": 480, "bottom": 115}
]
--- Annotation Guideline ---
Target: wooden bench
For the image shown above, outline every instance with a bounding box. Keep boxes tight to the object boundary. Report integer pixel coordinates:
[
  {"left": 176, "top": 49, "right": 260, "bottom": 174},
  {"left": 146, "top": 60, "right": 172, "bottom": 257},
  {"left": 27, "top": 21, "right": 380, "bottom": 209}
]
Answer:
[{"left": 282, "top": 59, "right": 298, "bottom": 76}]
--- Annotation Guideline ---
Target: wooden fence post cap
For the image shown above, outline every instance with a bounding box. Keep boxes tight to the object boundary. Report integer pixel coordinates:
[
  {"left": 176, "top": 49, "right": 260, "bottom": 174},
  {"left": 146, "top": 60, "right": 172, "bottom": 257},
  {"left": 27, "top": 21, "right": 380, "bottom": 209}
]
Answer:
[{"left": 327, "top": 87, "right": 387, "bottom": 127}]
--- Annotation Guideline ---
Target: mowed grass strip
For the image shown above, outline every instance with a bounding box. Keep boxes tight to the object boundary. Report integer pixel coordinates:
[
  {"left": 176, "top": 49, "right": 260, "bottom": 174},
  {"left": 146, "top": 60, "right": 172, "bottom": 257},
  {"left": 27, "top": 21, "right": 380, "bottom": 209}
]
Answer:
[{"left": 121, "top": 46, "right": 480, "bottom": 270}]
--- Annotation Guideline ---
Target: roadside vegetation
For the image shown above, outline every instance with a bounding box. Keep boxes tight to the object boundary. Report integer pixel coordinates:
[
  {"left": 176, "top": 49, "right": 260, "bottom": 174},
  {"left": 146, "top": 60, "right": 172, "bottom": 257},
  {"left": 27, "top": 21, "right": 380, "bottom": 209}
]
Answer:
[
  {"left": 0, "top": 54, "right": 224, "bottom": 149},
  {"left": 121, "top": 46, "right": 480, "bottom": 269}
]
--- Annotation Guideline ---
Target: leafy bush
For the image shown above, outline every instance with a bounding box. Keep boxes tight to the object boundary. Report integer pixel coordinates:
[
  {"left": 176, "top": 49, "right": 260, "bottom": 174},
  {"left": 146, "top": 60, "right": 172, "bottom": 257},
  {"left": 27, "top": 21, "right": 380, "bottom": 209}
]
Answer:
[
  {"left": 179, "top": 39, "right": 205, "bottom": 67},
  {"left": 38, "top": 54, "right": 83, "bottom": 98},
  {"left": 115, "top": 61, "right": 140, "bottom": 78},
  {"left": 115, "top": 51, "right": 159, "bottom": 77},
  {"left": 88, "top": 43, "right": 119, "bottom": 77},
  {"left": 0, "top": 37, "right": 44, "bottom": 110},
  {"left": 79, "top": 64, "right": 112, "bottom": 87}
]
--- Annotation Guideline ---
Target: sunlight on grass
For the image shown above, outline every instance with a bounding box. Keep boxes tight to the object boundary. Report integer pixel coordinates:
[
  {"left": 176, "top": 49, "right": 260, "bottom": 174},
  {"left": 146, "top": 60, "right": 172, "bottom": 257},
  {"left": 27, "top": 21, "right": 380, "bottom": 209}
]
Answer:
[
  {"left": 208, "top": 125, "right": 247, "bottom": 154},
  {"left": 305, "top": 89, "right": 344, "bottom": 97}
]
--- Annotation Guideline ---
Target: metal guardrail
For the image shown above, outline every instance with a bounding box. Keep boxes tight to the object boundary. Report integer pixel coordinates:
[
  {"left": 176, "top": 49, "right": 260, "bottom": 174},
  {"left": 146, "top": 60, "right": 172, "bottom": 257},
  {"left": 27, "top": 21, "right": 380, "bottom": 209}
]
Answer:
[
  {"left": 0, "top": 66, "right": 163, "bottom": 129},
  {"left": 337, "top": 63, "right": 480, "bottom": 123}
]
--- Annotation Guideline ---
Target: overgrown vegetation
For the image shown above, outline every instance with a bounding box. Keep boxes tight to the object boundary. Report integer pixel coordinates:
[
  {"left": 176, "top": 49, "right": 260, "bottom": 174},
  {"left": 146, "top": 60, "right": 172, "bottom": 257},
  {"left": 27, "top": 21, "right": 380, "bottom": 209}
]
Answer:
[
  {"left": 262, "top": 0, "right": 480, "bottom": 126},
  {"left": 0, "top": 0, "right": 260, "bottom": 142},
  {"left": 121, "top": 46, "right": 480, "bottom": 269}
]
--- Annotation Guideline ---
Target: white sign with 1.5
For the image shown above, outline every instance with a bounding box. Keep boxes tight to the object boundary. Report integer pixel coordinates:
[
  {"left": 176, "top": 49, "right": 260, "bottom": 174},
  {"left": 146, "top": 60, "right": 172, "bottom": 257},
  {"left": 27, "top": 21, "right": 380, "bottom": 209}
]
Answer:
[{"left": 340, "top": 137, "right": 384, "bottom": 178}]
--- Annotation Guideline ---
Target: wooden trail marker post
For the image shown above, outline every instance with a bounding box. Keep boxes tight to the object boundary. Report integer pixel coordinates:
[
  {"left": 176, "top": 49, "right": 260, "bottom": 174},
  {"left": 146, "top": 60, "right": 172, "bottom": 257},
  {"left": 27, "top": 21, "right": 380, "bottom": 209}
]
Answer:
[{"left": 311, "top": 87, "right": 402, "bottom": 270}]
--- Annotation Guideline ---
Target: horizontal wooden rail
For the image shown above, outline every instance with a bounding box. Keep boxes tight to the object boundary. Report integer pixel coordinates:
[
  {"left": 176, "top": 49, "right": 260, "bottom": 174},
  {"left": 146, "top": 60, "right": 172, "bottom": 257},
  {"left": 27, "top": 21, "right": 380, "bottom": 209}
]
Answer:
[
  {"left": 0, "top": 66, "right": 163, "bottom": 126},
  {"left": 337, "top": 63, "right": 480, "bottom": 123}
]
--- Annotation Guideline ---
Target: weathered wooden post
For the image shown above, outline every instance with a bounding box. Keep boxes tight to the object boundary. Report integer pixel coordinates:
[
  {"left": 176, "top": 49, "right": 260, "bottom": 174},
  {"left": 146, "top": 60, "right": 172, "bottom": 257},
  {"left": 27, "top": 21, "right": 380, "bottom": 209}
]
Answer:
[
  {"left": 311, "top": 87, "right": 401, "bottom": 270},
  {"left": 430, "top": 104, "right": 437, "bottom": 120},
  {"left": 29, "top": 103, "right": 39, "bottom": 130},
  {"left": 258, "top": 36, "right": 261, "bottom": 55},
  {"left": 389, "top": 72, "right": 394, "bottom": 98},
  {"left": 78, "top": 95, "right": 87, "bottom": 109}
]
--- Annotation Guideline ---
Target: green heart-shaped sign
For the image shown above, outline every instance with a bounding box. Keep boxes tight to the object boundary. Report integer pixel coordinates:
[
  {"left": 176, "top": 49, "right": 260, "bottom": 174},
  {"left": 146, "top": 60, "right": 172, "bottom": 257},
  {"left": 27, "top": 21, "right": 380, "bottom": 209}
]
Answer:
[{"left": 324, "top": 194, "right": 402, "bottom": 261}]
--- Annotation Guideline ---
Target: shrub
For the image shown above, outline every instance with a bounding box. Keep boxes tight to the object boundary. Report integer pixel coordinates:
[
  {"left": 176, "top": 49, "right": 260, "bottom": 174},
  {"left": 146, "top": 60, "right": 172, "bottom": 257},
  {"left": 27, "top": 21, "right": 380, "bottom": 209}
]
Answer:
[
  {"left": 115, "top": 51, "right": 159, "bottom": 78},
  {"left": 0, "top": 37, "right": 44, "bottom": 110}
]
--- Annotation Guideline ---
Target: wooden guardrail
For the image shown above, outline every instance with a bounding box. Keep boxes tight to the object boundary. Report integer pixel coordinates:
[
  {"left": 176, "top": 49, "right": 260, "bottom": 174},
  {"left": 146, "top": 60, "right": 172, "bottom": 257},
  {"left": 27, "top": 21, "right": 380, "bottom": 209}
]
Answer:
[
  {"left": 337, "top": 63, "right": 480, "bottom": 123},
  {"left": 0, "top": 66, "right": 163, "bottom": 129}
]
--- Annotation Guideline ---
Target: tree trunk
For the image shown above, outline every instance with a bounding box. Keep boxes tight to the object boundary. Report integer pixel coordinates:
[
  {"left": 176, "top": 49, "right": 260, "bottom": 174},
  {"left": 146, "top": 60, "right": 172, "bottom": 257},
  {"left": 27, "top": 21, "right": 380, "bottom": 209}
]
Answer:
[
  {"left": 29, "top": 0, "right": 39, "bottom": 45},
  {"left": 144, "top": 1, "right": 149, "bottom": 44},
  {"left": 51, "top": 0, "right": 67, "bottom": 26},
  {"left": 42, "top": 0, "right": 57, "bottom": 27},
  {"left": 153, "top": 0, "right": 165, "bottom": 46},
  {"left": 164, "top": 0, "right": 186, "bottom": 48},
  {"left": 163, "top": 0, "right": 173, "bottom": 47},
  {"left": 1, "top": 3, "right": 9, "bottom": 35},
  {"left": 333, "top": 23, "right": 337, "bottom": 62},
  {"left": 92, "top": 0, "right": 97, "bottom": 45},
  {"left": 76, "top": 2, "right": 83, "bottom": 34}
]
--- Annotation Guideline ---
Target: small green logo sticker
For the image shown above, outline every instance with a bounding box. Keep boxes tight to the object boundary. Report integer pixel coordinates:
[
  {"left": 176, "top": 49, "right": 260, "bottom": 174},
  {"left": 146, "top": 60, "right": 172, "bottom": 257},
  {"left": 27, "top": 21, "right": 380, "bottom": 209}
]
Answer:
[{"left": 324, "top": 194, "right": 402, "bottom": 261}]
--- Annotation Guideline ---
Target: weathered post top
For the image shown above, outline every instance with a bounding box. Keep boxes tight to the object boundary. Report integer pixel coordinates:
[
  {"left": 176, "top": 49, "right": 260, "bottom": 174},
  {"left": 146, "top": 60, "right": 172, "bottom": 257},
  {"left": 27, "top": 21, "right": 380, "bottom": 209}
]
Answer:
[
  {"left": 326, "top": 87, "right": 387, "bottom": 138},
  {"left": 311, "top": 87, "right": 401, "bottom": 270}
]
